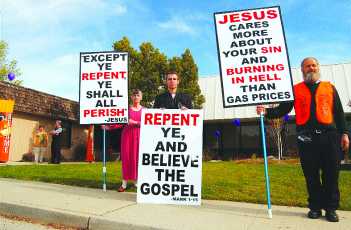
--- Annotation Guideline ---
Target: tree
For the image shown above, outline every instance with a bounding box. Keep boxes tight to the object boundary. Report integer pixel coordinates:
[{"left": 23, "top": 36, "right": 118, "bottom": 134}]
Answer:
[
  {"left": 112, "top": 37, "right": 205, "bottom": 108},
  {"left": 266, "top": 104, "right": 289, "bottom": 160},
  {"left": 113, "top": 37, "right": 168, "bottom": 107},
  {"left": 0, "top": 40, "right": 22, "bottom": 85},
  {"left": 170, "top": 49, "right": 205, "bottom": 108},
  {"left": 268, "top": 117, "right": 284, "bottom": 160}
]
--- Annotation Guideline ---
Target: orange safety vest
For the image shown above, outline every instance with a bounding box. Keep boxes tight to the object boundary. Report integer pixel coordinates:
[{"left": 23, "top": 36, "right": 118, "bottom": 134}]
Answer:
[{"left": 293, "top": 81, "right": 334, "bottom": 125}]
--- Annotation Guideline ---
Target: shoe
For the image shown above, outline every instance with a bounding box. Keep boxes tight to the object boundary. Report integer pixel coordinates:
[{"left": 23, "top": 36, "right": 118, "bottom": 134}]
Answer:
[
  {"left": 307, "top": 209, "right": 322, "bottom": 219},
  {"left": 118, "top": 186, "right": 126, "bottom": 192},
  {"left": 325, "top": 210, "right": 339, "bottom": 222}
]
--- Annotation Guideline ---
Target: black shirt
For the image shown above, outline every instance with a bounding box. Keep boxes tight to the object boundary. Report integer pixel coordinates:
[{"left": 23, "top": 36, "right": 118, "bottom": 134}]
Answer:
[
  {"left": 52, "top": 127, "right": 63, "bottom": 145},
  {"left": 266, "top": 81, "right": 347, "bottom": 134},
  {"left": 153, "top": 92, "right": 193, "bottom": 109}
]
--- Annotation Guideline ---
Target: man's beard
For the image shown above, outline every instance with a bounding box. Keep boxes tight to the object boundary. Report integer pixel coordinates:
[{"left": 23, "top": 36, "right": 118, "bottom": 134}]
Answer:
[{"left": 304, "top": 72, "right": 320, "bottom": 83}]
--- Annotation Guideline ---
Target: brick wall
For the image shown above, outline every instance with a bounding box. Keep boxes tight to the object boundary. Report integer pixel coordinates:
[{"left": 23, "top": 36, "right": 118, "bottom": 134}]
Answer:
[{"left": 0, "top": 81, "right": 79, "bottom": 121}]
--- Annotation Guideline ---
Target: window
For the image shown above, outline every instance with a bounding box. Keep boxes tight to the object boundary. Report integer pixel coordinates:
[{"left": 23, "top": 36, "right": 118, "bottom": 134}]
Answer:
[{"left": 61, "top": 121, "right": 72, "bottom": 148}]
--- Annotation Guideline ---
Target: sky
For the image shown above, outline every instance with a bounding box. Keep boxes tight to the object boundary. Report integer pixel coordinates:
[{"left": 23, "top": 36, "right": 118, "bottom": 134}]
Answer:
[{"left": 1, "top": 0, "right": 351, "bottom": 101}]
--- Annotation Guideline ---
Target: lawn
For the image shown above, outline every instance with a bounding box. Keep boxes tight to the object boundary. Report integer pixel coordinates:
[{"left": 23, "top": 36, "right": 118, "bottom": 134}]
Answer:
[{"left": 0, "top": 161, "right": 350, "bottom": 210}]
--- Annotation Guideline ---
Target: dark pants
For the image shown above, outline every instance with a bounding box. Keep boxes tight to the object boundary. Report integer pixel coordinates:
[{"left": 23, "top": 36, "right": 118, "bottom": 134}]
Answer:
[
  {"left": 297, "top": 130, "right": 340, "bottom": 211},
  {"left": 51, "top": 142, "right": 61, "bottom": 164}
]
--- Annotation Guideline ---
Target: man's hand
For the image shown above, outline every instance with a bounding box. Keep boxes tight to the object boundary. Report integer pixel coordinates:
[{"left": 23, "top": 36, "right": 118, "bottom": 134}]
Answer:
[
  {"left": 256, "top": 105, "right": 266, "bottom": 115},
  {"left": 341, "top": 134, "right": 350, "bottom": 152}
]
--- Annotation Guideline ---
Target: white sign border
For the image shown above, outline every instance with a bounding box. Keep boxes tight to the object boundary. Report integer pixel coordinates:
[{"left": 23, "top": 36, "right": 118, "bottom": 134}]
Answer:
[
  {"left": 79, "top": 50, "right": 129, "bottom": 125},
  {"left": 213, "top": 6, "right": 295, "bottom": 108}
]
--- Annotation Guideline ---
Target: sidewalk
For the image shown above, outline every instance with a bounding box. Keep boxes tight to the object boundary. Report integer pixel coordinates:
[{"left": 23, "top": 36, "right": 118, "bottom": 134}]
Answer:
[{"left": 0, "top": 178, "right": 350, "bottom": 230}]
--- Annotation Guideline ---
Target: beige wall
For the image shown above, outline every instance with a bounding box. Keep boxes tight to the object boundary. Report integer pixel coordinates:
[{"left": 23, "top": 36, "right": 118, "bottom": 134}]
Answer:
[
  {"left": 9, "top": 112, "right": 87, "bottom": 162},
  {"left": 9, "top": 113, "right": 37, "bottom": 161}
]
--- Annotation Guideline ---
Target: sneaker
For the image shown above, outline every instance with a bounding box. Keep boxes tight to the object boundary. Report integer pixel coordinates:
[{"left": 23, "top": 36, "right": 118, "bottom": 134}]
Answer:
[
  {"left": 118, "top": 186, "right": 126, "bottom": 192},
  {"left": 307, "top": 209, "right": 322, "bottom": 219},
  {"left": 325, "top": 210, "right": 339, "bottom": 222}
]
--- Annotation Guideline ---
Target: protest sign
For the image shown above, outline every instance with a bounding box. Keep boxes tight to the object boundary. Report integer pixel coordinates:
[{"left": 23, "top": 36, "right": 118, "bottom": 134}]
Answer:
[
  {"left": 0, "top": 99, "right": 15, "bottom": 162},
  {"left": 137, "top": 109, "right": 203, "bottom": 205},
  {"left": 214, "top": 6, "right": 294, "bottom": 108},
  {"left": 79, "top": 51, "right": 128, "bottom": 124}
]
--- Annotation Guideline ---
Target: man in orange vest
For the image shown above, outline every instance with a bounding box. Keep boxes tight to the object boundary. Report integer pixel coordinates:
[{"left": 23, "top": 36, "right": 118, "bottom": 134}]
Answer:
[{"left": 257, "top": 57, "right": 349, "bottom": 222}]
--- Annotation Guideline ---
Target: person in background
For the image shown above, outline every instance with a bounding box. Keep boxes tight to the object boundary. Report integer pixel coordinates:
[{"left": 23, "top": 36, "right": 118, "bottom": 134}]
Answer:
[
  {"left": 256, "top": 57, "right": 349, "bottom": 222},
  {"left": 32, "top": 125, "right": 48, "bottom": 163},
  {"left": 49, "top": 120, "right": 63, "bottom": 164},
  {"left": 153, "top": 71, "right": 192, "bottom": 109}
]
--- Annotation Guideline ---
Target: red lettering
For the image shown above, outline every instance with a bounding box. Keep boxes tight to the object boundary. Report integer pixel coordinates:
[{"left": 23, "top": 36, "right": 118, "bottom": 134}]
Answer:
[
  {"left": 227, "top": 69, "right": 234, "bottom": 75},
  {"left": 98, "top": 109, "right": 105, "bottom": 117},
  {"left": 241, "top": 12, "right": 252, "bottom": 21},
  {"left": 80, "top": 72, "right": 127, "bottom": 80},
  {"left": 253, "top": 11, "right": 265, "bottom": 20},
  {"left": 120, "top": 71, "right": 126, "bottom": 79},
  {"left": 217, "top": 9, "right": 278, "bottom": 24},
  {"left": 244, "top": 67, "right": 252, "bottom": 73},
  {"left": 229, "top": 13, "right": 240, "bottom": 23},
  {"left": 83, "top": 109, "right": 126, "bottom": 118},
  {"left": 191, "top": 114, "right": 199, "bottom": 126},
  {"left": 111, "top": 72, "right": 119, "bottom": 79},
  {"left": 154, "top": 113, "right": 162, "bottom": 125},
  {"left": 82, "top": 73, "right": 88, "bottom": 80},
  {"left": 97, "top": 72, "right": 103, "bottom": 79},
  {"left": 163, "top": 114, "right": 171, "bottom": 125},
  {"left": 172, "top": 114, "right": 179, "bottom": 125},
  {"left": 91, "top": 109, "right": 97, "bottom": 117},
  {"left": 142, "top": 113, "right": 200, "bottom": 126},
  {"left": 180, "top": 114, "right": 189, "bottom": 126},
  {"left": 84, "top": 110, "right": 90, "bottom": 117},
  {"left": 144, "top": 113, "right": 153, "bottom": 125},
  {"left": 116, "top": 109, "right": 124, "bottom": 116},
  {"left": 259, "top": 74, "right": 266, "bottom": 81},
  {"left": 249, "top": 75, "right": 257, "bottom": 82},
  {"left": 218, "top": 15, "right": 228, "bottom": 24},
  {"left": 267, "top": 9, "right": 278, "bottom": 19}
]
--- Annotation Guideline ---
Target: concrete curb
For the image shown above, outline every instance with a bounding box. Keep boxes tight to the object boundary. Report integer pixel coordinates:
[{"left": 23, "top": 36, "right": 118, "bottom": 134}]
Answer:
[
  {"left": 89, "top": 217, "right": 164, "bottom": 230},
  {"left": 0, "top": 202, "right": 90, "bottom": 229},
  {"left": 0, "top": 202, "right": 166, "bottom": 230}
]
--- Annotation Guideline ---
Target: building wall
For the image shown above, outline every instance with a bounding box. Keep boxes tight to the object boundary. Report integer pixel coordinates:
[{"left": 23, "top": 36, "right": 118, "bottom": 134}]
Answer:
[
  {"left": 203, "top": 119, "right": 299, "bottom": 160},
  {"left": 9, "top": 112, "right": 87, "bottom": 162},
  {"left": 63, "top": 123, "right": 88, "bottom": 161},
  {"left": 9, "top": 113, "right": 37, "bottom": 161}
]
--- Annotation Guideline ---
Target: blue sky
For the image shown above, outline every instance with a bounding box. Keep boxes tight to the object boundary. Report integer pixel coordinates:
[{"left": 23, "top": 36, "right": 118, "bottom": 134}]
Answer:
[{"left": 1, "top": 0, "right": 351, "bottom": 101}]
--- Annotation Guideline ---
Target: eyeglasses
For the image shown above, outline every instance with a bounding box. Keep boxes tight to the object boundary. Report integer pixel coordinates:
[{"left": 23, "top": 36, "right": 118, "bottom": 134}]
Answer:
[{"left": 167, "top": 78, "right": 178, "bottom": 81}]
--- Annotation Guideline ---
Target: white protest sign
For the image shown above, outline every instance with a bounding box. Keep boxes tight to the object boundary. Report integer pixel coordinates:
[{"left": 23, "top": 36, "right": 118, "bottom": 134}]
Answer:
[
  {"left": 214, "top": 6, "right": 294, "bottom": 108},
  {"left": 137, "top": 109, "right": 203, "bottom": 205},
  {"left": 79, "top": 51, "right": 128, "bottom": 124}
]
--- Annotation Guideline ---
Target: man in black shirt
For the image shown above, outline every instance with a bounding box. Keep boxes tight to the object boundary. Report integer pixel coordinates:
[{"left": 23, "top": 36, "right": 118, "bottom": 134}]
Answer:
[
  {"left": 153, "top": 71, "right": 192, "bottom": 109},
  {"left": 257, "top": 57, "right": 349, "bottom": 222}
]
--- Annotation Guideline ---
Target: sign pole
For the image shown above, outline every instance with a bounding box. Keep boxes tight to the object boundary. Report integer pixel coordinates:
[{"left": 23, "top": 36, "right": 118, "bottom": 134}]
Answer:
[
  {"left": 260, "top": 112, "right": 272, "bottom": 218},
  {"left": 102, "top": 128, "right": 107, "bottom": 192},
  {"left": 79, "top": 51, "right": 129, "bottom": 192}
]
